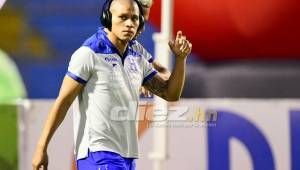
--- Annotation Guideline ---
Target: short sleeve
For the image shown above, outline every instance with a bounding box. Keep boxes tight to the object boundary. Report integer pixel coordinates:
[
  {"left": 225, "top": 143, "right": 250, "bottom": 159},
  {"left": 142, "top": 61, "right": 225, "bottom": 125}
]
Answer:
[
  {"left": 67, "top": 46, "right": 94, "bottom": 84},
  {"left": 142, "top": 57, "right": 157, "bottom": 85},
  {"left": 133, "top": 41, "right": 154, "bottom": 63}
]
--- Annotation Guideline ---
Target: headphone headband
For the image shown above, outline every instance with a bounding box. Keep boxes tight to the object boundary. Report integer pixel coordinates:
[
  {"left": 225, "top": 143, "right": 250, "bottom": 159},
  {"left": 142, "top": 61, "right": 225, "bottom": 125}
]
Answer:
[{"left": 100, "top": 0, "right": 145, "bottom": 32}]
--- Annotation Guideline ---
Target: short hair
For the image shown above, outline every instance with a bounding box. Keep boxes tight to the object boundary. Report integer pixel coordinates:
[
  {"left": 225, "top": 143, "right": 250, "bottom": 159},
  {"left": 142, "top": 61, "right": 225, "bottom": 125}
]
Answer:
[{"left": 136, "top": 0, "right": 153, "bottom": 8}]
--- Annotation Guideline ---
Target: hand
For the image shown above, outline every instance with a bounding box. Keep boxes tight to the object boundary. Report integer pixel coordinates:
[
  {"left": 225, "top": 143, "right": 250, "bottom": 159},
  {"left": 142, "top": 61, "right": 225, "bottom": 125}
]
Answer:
[
  {"left": 32, "top": 147, "right": 48, "bottom": 170},
  {"left": 141, "top": 86, "right": 152, "bottom": 97},
  {"left": 168, "top": 31, "right": 192, "bottom": 60}
]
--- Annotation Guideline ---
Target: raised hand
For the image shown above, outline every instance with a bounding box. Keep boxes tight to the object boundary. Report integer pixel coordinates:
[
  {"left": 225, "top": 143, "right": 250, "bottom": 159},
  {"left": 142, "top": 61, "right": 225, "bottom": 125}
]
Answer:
[{"left": 168, "top": 31, "right": 192, "bottom": 60}]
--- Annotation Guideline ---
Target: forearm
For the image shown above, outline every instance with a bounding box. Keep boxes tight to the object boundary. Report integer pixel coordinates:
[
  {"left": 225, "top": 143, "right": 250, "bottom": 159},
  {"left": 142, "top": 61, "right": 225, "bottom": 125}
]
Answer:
[
  {"left": 37, "top": 97, "right": 73, "bottom": 150},
  {"left": 166, "top": 58, "right": 186, "bottom": 101},
  {"left": 36, "top": 76, "right": 83, "bottom": 151}
]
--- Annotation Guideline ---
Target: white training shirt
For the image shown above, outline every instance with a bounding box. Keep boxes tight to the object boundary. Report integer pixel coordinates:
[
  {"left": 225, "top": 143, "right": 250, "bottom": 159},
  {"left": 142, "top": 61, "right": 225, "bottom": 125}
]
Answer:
[
  {"left": 67, "top": 28, "right": 157, "bottom": 160},
  {"left": 130, "top": 39, "right": 154, "bottom": 63}
]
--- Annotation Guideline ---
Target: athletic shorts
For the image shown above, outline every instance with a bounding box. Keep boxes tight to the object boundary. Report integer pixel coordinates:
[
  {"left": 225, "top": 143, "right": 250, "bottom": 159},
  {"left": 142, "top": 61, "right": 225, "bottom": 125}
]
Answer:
[{"left": 76, "top": 151, "right": 136, "bottom": 170}]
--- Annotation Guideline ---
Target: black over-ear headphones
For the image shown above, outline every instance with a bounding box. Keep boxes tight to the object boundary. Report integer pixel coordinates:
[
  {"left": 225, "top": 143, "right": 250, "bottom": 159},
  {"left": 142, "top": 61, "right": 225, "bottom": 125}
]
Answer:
[{"left": 100, "top": 0, "right": 145, "bottom": 32}]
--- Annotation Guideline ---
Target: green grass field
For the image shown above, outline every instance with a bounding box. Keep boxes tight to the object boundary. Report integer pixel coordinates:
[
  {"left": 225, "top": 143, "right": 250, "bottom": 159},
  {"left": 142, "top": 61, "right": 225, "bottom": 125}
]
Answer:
[{"left": 0, "top": 105, "right": 18, "bottom": 170}]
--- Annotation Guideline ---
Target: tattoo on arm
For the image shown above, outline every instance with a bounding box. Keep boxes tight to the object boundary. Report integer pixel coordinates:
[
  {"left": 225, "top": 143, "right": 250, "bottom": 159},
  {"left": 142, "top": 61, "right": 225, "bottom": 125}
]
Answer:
[{"left": 144, "top": 75, "right": 168, "bottom": 99}]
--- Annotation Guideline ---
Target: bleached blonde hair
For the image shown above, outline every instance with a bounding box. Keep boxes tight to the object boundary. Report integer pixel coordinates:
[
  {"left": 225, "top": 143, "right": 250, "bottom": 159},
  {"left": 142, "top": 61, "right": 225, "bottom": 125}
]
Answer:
[{"left": 136, "top": 0, "right": 153, "bottom": 8}]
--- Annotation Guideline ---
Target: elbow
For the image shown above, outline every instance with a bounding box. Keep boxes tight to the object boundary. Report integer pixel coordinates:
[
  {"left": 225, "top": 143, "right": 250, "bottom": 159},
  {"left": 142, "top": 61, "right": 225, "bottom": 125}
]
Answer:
[
  {"left": 165, "top": 95, "right": 180, "bottom": 102},
  {"left": 163, "top": 90, "right": 182, "bottom": 102},
  {"left": 167, "top": 98, "right": 180, "bottom": 102}
]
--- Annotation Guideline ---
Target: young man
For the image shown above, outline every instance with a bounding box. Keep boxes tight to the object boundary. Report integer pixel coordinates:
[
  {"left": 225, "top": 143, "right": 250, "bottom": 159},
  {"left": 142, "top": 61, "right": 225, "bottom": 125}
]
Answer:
[
  {"left": 32, "top": 0, "right": 192, "bottom": 170},
  {"left": 104, "top": 0, "right": 169, "bottom": 97}
]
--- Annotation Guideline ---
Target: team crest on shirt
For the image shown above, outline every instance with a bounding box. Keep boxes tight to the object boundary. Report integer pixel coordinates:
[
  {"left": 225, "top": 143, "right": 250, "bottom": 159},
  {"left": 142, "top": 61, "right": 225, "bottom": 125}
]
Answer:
[{"left": 127, "top": 57, "right": 139, "bottom": 73}]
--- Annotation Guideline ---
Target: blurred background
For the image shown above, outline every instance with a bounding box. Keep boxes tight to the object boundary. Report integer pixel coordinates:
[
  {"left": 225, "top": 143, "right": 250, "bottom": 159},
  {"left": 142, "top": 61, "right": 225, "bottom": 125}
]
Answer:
[
  {"left": 1, "top": 0, "right": 300, "bottom": 98},
  {"left": 1, "top": 0, "right": 300, "bottom": 169}
]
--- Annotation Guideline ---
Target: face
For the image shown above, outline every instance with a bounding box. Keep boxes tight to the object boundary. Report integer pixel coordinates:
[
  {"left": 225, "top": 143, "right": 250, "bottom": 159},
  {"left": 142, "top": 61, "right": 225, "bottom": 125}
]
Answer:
[{"left": 110, "top": 0, "right": 141, "bottom": 42}]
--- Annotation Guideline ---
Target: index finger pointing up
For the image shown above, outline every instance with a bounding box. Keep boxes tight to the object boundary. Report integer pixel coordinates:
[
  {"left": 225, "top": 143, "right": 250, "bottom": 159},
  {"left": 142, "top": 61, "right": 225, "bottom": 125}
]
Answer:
[
  {"left": 176, "top": 31, "right": 182, "bottom": 45},
  {"left": 176, "top": 31, "right": 182, "bottom": 39}
]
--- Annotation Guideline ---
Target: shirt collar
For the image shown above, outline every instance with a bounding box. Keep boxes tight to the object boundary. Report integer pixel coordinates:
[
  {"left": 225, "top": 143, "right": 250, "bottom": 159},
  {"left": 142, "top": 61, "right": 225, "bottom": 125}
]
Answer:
[{"left": 96, "top": 27, "right": 140, "bottom": 58}]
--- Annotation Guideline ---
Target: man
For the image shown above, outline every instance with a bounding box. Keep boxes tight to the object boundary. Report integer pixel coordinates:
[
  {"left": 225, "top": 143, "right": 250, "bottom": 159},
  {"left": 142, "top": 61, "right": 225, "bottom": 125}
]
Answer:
[
  {"left": 32, "top": 0, "right": 192, "bottom": 170},
  {"left": 104, "top": 0, "right": 170, "bottom": 97}
]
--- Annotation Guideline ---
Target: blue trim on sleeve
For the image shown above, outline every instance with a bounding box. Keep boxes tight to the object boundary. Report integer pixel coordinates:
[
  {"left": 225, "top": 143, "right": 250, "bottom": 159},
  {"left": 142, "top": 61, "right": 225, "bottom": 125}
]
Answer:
[
  {"left": 148, "top": 57, "right": 154, "bottom": 63},
  {"left": 66, "top": 71, "right": 87, "bottom": 84},
  {"left": 142, "top": 70, "right": 158, "bottom": 85}
]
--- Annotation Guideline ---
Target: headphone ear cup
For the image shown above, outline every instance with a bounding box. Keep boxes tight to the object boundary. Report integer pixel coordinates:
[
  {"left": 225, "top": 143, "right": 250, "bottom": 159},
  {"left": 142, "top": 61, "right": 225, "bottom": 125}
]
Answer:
[
  {"left": 100, "top": 0, "right": 113, "bottom": 31},
  {"left": 100, "top": 10, "right": 112, "bottom": 30},
  {"left": 100, "top": 11, "right": 106, "bottom": 27},
  {"left": 134, "top": 0, "right": 145, "bottom": 32},
  {"left": 105, "top": 10, "right": 112, "bottom": 31},
  {"left": 138, "top": 15, "right": 145, "bottom": 32}
]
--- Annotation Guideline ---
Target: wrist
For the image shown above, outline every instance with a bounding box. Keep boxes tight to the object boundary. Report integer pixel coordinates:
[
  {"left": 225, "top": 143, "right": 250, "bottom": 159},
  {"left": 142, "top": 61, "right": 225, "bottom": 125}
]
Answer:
[
  {"left": 175, "top": 57, "right": 186, "bottom": 62},
  {"left": 37, "top": 143, "right": 47, "bottom": 152}
]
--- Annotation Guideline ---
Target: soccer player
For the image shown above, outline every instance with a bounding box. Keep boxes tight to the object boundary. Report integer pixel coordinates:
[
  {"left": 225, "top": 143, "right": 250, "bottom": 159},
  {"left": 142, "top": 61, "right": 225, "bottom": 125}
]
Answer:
[
  {"left": 32, "top": 0, "right": 192, "bottom": 170},
  {"left": 104, "top": 0, "right": 170, "bottom": 97}
]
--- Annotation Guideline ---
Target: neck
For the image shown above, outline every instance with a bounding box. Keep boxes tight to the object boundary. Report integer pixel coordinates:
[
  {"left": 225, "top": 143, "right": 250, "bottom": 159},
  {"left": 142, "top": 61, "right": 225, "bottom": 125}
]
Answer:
[{"left": 106, "top": 29, "right": 128, "bottom": 56}]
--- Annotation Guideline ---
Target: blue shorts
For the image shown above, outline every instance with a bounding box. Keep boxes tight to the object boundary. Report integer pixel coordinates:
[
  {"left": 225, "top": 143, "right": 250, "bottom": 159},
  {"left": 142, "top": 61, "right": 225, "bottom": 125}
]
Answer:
[{"left": 76, "top": 151, "right": 136, "bottom": 170}]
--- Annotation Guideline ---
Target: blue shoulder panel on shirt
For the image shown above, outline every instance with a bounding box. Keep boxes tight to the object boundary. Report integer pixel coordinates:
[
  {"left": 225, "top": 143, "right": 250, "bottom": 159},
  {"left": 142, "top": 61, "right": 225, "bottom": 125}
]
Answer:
[
  {"left": 127, "top": 46, "right": 142, "bottom": 58},
  {"left": 82, "top": 27, "right": 143, "bottom": 58},
  {"left": 129, "top": 39, "right": 138, "bottom": 46},
  {"left": 82, "top": 28, "right": 119, "bottom": 54},
  {"left": 130, "top": 39, "right": 152, "bottom": 60},
  {"left": 82, "top": 34, "right": 116, "bottom": 54}
]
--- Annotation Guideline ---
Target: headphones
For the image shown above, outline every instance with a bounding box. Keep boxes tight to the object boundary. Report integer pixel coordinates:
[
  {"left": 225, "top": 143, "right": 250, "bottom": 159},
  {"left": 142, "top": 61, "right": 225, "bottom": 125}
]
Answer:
[{"left": 100, "top": 0, "right": 145, "bottom": 32}]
